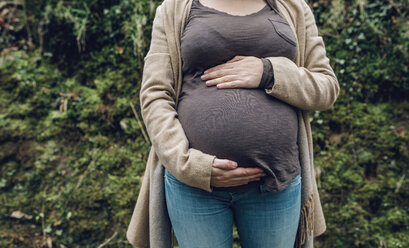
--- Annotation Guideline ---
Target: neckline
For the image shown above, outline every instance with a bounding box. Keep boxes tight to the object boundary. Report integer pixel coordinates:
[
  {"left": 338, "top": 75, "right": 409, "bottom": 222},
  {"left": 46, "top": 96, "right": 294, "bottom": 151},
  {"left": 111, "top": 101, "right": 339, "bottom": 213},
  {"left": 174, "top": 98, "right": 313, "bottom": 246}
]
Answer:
[{"left": 195, "top": 0, "right": 270, "bottom": 17}]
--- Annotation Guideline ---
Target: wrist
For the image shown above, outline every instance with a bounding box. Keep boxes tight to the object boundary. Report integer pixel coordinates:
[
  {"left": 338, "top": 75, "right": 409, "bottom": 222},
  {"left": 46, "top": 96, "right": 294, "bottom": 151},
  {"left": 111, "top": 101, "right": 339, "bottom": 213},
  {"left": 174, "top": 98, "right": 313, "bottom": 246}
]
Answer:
[{"left": 258, "top": 58, "right": 275, "bottom": 89}]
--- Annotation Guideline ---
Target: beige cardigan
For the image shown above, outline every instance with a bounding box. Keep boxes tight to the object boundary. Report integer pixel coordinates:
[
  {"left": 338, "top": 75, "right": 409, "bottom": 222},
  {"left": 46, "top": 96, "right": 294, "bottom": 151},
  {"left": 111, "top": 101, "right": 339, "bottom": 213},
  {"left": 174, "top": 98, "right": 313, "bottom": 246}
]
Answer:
[{"left": 127, "top": 0, "right": 339, "bottom": 247}]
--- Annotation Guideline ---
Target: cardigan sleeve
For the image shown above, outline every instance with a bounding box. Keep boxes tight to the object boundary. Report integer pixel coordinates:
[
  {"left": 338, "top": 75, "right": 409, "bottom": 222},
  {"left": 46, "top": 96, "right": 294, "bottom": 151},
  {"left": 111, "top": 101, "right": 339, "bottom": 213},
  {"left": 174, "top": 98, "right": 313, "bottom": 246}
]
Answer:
[
  {"left": 263, "top": 0, "right": 339, "bottom": 111},
  {"left": 139, "top": 5, "right": 216, "bottom": 192}
]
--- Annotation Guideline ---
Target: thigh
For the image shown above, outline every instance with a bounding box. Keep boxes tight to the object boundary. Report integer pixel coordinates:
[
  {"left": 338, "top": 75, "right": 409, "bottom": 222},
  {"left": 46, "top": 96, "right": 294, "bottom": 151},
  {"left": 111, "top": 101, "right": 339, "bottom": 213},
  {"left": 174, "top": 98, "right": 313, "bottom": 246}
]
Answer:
[
  {"left": 234, "top": 174, "right": 301, "bottom": 248},
  {"left": 164, "top": 168, "right": 233, "bottom": 248}
]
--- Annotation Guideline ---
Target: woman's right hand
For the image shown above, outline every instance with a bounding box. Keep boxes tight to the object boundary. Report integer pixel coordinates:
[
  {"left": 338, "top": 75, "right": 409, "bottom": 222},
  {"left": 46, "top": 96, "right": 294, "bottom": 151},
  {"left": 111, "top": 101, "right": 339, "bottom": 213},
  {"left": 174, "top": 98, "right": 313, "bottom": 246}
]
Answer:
[{"left": 210, "top": 158, "right": 266, "bottom": 187}]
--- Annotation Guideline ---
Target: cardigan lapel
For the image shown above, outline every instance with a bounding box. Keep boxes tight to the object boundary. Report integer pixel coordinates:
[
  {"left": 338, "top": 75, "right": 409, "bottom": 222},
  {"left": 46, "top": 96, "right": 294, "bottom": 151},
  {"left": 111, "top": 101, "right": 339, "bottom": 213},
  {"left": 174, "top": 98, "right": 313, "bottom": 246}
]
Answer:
[{"left": 162, "top": 0, "right": 193, "bottom": 108}]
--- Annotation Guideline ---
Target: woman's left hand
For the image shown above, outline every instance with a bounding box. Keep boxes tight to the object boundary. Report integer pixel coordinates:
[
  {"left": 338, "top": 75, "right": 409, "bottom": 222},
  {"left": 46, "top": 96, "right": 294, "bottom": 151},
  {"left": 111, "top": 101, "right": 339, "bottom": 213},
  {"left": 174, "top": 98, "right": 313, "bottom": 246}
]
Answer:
[{"left": 201, "top": 55, "right": 263, "bottom": 89}]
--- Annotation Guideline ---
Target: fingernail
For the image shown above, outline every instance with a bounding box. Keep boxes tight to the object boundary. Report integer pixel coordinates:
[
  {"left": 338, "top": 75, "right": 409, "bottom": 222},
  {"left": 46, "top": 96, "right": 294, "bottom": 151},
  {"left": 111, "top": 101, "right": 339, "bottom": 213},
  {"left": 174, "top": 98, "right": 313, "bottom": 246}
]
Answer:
[
  {"left": 232, "top": 162, "right": 238, "bottom": 168},
  {"left": 204, "top": 70, "right": 208, "bottom": 74}
]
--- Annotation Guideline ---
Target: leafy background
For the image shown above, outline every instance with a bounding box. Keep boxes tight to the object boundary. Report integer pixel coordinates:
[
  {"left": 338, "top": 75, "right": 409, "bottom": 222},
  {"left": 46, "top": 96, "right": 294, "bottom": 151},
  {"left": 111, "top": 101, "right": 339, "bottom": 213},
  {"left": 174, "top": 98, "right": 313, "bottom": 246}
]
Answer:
[{"left": 0, "top": 0, "right": 408, "bottom": 247}]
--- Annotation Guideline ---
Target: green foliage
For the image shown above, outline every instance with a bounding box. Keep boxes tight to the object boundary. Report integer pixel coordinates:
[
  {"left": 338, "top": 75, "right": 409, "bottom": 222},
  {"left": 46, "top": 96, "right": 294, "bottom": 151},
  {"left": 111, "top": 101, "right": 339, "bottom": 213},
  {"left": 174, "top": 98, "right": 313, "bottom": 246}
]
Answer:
[
  {"left": 311, "top": 102, "right": 409, "bottom": 247},
  {"left": 1, "top": 0, "right": 408, "bottom": 247},
  {"left": 311, "top": 0, "right": 409, "bottom": 102},
  {"left": 0, "top": 1, "right": 155, "bottom": 245},
  {"left": 0, "top": 48, "right": 150, "bottom": 247}
]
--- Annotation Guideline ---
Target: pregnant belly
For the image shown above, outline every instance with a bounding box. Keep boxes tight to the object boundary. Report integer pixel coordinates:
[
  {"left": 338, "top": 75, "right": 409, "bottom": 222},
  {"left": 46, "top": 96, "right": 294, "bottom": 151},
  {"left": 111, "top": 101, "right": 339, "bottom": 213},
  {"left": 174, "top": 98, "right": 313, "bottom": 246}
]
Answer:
[{"left": 177, "top": 85, "right": 299, "bottom": 170}]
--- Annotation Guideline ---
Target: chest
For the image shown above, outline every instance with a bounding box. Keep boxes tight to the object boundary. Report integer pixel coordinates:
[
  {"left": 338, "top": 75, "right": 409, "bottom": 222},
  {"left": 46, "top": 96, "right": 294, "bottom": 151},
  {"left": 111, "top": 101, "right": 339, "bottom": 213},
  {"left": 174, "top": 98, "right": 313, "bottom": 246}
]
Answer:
[{"left": 181, "top": 0, "right": 297, "bottom": 71}]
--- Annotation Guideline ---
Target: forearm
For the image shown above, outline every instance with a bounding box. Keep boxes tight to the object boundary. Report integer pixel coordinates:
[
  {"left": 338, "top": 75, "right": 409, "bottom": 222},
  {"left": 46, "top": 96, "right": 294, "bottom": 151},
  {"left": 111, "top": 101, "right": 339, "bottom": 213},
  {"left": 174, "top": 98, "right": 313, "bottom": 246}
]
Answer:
[
  {"left": 262, "top": 1, "right": 339, "bottom": 111},
  {"left": 264, "top": 56, "right": 339, "bottom": 111},
  {"left": 139, "top": 5, "right": 216, "bottom": 192}
]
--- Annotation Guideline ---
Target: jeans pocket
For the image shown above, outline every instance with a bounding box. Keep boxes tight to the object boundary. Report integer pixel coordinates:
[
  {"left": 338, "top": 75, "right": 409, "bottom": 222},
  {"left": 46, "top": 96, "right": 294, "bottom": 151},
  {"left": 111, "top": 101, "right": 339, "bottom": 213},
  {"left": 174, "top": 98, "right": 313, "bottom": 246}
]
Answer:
[
  {"left": 288, "top": 174, "right": 302, "bottom": 188},
  {"left": 259, "top": 184, "right": 268, "bottom": 193}
]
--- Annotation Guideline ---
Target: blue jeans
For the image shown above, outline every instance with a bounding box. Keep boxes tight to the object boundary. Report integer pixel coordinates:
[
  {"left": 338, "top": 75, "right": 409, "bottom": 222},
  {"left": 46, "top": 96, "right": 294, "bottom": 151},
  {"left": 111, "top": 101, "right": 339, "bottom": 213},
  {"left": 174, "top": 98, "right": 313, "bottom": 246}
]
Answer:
[{"left": 164, "top": 168, "right": 301, "bottom": 248}]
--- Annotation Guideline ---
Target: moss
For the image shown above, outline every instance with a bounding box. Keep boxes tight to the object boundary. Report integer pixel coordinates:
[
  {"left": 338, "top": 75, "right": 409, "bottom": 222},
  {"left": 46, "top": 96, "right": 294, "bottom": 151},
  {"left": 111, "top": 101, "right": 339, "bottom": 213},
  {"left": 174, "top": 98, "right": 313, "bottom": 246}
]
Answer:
[
  {"left": 1, "top": 0, "right": 408, "bottom": 247},
  {"left": 314, "top": 102, "right": 409, "bottom": 248}
]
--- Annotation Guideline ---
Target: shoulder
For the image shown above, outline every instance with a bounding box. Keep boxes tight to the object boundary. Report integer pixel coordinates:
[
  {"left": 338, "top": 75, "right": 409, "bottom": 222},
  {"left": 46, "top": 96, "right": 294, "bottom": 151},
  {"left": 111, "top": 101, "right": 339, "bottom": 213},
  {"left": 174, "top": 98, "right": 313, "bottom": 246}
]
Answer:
[
  {"left": 154, "top": 0, "right": 192, "bottom": 24},
  {"left": 276, "top": 0, "right": 317, "bottom": 31},
  {"left": 158, "top": 0, "right": 190, "bottom": 14},
  {"left": 277, "top": 0, "right": 313, "bottom": 18},
  {"left": 282, "top": 0, "right": 311, "bottom": 9}
]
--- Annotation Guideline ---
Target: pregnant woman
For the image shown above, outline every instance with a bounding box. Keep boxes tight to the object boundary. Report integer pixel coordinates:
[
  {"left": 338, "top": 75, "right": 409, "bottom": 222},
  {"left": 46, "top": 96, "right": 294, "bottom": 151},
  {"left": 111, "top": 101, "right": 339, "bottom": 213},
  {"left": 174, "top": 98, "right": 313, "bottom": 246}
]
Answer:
[{"left": 127, "top": 0, "right": 339, "bottom": 247}]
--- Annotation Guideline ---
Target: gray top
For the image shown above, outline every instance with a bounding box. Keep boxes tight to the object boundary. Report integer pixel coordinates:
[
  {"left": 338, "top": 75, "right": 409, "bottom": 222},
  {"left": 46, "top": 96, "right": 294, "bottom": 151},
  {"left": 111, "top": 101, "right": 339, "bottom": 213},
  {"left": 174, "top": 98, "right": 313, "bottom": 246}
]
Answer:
[{"left": 176, "top": 0, "right": 301, "bottom": 192}]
